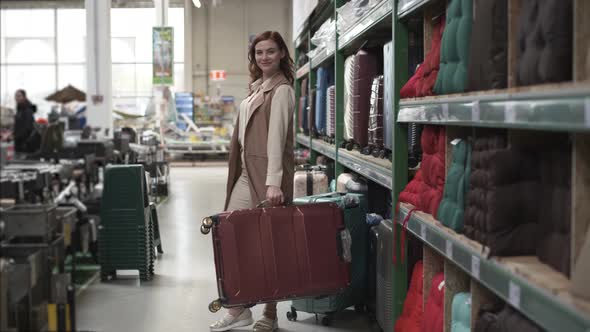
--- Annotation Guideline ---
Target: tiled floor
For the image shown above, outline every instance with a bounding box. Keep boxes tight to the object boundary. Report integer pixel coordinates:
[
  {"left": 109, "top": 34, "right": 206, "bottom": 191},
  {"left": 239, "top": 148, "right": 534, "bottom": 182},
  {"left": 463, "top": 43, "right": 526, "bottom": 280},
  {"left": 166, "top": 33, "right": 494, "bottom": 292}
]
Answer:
[{"left": 77, "top": 166, "right": 378, "bottom": 332}]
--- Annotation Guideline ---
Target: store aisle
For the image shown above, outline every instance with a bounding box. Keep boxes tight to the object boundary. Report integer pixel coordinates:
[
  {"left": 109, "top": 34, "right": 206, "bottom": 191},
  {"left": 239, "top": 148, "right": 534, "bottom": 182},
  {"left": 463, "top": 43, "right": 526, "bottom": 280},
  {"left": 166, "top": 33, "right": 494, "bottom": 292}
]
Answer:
[{"left": 77, "top": 166, "right": 376, "bottom": 332}]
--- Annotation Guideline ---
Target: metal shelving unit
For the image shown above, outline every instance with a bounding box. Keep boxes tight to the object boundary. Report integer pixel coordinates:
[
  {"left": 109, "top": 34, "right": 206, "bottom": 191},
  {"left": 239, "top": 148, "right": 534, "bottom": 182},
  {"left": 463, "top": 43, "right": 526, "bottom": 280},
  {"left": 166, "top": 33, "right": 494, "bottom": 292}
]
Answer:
[
  {"left": 338, "top": 0, "right": 394, "bottom": 51},
  {"left": 296, "top": 133, "right": 311, "bottom": 148},
  {"left": 291, "top": 0, "right": 590, "bottom": 330},
  {"left": 311, "top": 139, "right": 336, "bottom": 160},
  {"left": 396, "top": 0, "right": 432, "bottom": 18},
  {"left": 397, "top": 203, "right": 590, "bottom": 332},
  {"left": 296, "top": 62, "right": 311, "bottom": 79},
  {"left": 311, "top": 48, "right": 335, "bottom": 69},
  {"left": 338, "top": 149, "right": 392, "bottom": 189},
  {"left": 397, "top": 86, "right": 590, "bottom": 132}
]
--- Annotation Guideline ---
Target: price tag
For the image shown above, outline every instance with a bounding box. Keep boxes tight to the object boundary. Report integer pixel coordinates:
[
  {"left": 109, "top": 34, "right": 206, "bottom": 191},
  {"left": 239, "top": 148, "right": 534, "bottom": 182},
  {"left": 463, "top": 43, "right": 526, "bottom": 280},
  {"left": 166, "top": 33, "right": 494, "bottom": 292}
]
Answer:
[
  {"left": 505, "top": 103, "right": 516, "bottom": 123},
  {"left": 509, "top": 281, "right": 521, "bottom": 308},
  {"left": 420, "top": 223, "right": 427, "bottom": 239},
  {"left": 472, "top": 101, "right": 481, "bottom": 121},
  {"left": 442, "top": 103, "right": 450, "bottom": 120},
  {"left": 471, "top": 255, "right": 480, "bottom": 279},
  {"left": 446, "top": 240, "right": 453, "bottom": 259},
  {"left": 585, "top": 98, "right": 590, "bottom": 128}
]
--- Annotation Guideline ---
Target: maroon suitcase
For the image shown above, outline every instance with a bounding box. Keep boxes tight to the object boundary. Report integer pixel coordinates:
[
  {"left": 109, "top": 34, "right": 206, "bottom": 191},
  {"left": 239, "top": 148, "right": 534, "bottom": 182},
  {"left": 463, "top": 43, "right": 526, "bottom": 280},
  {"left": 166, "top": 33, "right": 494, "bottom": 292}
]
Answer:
[
  {"left": 201, "top": 203, "right": 351, "bottom": 312},
  {"left": 352, "top": 50, "right": 378, "bottom": 149}
]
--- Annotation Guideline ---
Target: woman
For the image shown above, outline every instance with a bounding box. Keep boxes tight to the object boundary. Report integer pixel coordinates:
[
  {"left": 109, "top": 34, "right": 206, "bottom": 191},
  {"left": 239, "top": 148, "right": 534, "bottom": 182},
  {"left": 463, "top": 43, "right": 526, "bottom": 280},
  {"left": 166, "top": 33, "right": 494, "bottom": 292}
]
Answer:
[
  {"left": 210, "top": 31, "right": 295, "bottom": 332},
  {"left": 13, "top": 89, "right": 37, "bottom": 153}
]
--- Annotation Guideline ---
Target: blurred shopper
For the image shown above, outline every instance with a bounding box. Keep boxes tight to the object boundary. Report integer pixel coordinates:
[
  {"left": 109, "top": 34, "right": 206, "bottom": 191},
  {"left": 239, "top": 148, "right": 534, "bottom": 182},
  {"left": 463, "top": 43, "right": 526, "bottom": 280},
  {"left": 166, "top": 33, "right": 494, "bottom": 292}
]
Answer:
[
  {"left": 209, "top": 31, "right": 295, "bottom": 332},
  {"left": 13, "top": 89, "right": 37, "bottom": 153}
]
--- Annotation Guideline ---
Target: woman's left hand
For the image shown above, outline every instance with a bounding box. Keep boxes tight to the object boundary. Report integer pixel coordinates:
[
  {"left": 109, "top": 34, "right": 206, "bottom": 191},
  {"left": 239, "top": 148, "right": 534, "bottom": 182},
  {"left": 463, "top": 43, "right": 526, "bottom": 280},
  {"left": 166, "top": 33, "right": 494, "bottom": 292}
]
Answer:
[{"left": 266, "top": 186, "right": 284, "bottom": 206}]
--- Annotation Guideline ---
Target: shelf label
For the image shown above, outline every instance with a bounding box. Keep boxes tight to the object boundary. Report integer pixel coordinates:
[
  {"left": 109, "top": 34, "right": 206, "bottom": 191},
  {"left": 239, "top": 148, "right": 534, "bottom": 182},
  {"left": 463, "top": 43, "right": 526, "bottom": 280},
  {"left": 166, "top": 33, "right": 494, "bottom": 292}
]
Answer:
[
  {"left": 442, "top": 103, "right": 450, "bottom": 120},
  {"left": 472, "top": 101, "right": 481, "bottom": 121},
  {"left": 585, "top": 98, "right": 590, "bottom": 128},
  {"left": 505, "top": 102, "right": 516, "bottom": 123},
  {"left": 471, "top": 255, "right": 480, "bottom": 279},
  {"left": 420, "top": 223, "right": 426, "bottom": 239},
  {"left": 446, "top": 240, "right": 453, "bottom": 259},
  {"left": 509, "top": 281, "right": 521, "bottom": 309}
]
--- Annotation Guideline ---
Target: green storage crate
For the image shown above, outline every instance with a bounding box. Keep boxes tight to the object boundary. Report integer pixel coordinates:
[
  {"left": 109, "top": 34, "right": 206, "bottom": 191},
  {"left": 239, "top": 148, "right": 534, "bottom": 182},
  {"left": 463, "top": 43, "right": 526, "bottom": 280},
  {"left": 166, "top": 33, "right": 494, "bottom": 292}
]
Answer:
[
  {"left": 290, "top": 192, "right": 368, "bottom": 326},
  {"left": 99, "top": 165, "right": 154, "bottom": 282}
]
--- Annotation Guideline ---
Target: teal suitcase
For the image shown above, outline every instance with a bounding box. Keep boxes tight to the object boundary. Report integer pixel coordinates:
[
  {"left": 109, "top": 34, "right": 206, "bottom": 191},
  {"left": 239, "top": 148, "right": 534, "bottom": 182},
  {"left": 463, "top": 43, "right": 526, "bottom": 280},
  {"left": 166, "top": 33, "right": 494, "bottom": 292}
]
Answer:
[{"left": 288, "top": 192, "right": 368, "bottom": 326}]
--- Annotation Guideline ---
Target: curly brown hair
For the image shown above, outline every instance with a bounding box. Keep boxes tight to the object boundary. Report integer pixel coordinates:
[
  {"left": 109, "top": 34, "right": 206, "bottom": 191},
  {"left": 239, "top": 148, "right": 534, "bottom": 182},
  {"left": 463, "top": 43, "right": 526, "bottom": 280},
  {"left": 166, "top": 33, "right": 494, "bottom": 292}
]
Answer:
[{"left": 248, "top": 31, "right": 294, "bottom": 87}]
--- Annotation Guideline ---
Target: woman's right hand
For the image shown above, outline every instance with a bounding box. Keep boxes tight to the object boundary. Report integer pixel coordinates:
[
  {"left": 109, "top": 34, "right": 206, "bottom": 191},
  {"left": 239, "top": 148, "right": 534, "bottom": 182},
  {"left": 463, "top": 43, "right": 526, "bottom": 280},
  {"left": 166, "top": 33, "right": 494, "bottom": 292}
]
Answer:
[{"left": 266, "top": 185, "right": 284, "bottom": 206}]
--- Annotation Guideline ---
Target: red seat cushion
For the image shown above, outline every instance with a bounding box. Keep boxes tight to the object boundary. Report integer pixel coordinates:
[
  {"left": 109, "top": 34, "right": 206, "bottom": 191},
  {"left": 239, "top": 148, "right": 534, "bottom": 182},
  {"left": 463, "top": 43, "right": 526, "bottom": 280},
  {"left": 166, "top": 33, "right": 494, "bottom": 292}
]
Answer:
[
  {"left": 399, "top": 125, "right": 446, "bottom": 216},
  {"left": 422, "top": 272, "right": 445, "bottom": 332},
  {"left": 394, "top": 261, "right": 424, "bottom": 332},
  {"left": 400, "top": 18, "right": 445, "bottom": 98}
]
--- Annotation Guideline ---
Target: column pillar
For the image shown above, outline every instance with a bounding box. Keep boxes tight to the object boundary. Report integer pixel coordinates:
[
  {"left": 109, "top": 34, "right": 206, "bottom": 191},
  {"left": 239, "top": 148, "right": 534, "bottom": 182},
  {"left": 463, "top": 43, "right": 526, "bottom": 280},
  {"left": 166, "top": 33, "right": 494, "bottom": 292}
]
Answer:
[
  {"left": 184, "top": 0, "right": 194, "bottom": 92},
  {"left": 85, "top": 0, "right": 113, "bottom": 137}
]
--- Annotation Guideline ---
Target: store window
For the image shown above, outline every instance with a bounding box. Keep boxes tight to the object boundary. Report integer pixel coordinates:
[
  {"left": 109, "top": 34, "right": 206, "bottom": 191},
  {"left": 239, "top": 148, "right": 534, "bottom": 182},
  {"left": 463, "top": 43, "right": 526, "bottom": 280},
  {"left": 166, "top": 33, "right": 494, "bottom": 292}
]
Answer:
[
  {"left": 0, "top": 9, "right": 56, "bottom": 115},
  {"left": 0, "top": 7, "right": 185, "bottom": 117},
  {"left": 111, "top": 7, "right": 185, "bottom": 115}
]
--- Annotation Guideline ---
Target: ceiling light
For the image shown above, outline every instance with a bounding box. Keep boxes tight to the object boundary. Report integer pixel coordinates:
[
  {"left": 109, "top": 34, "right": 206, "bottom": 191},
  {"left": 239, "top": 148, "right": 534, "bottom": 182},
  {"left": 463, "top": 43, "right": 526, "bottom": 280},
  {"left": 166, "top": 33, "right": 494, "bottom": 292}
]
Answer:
[{"left": 192, "top": 0, "right": 202, "bottom": 8}]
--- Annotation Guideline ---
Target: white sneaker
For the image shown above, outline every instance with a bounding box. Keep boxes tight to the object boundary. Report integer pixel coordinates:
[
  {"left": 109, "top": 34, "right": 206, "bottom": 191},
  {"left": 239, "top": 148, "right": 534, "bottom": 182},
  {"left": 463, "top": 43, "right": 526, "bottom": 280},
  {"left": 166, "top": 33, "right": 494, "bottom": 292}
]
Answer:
[
  {"left": 252, "top": 317, "right": 278, "bottom": 332},
  {"left": 210, "top": 308, "right": 254, "bottom": 332}
]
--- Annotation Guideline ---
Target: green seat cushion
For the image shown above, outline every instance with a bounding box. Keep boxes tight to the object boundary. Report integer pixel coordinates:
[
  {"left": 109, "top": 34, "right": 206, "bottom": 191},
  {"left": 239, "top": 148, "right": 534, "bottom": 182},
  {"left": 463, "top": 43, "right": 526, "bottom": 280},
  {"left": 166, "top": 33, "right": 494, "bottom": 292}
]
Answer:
[
  {"left": 437, "top": 139, "right": 471, "bottom": 232},
  {"left": 451, "top": 292, "right": 471, "bottom": 332},
  {"left": 434, "top": 0, "right": 473, "bottom": 94}
]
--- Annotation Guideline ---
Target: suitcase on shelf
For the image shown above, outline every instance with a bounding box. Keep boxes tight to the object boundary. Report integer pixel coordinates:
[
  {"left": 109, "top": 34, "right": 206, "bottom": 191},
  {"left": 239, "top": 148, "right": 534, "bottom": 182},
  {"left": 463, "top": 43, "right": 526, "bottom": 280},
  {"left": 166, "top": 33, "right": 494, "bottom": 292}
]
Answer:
[
  {"left": 200, "top": 203, "right": 351, "bottom": 312},
  {"left": 383, "top": 41, "right": 393, "bottom": 154},
  {"left": 293, "top": 165, "right": 330, "bottom": 199},
  {"left": 366, "top": 220, "right": 379, "bottom": 314},
  {"left": 289, "top": 192, "right": 369, "bottom": 326},
  {"left": 375, "top": 219, "right": 394, "bottom": 332},
  {"left": 351, "top": 50, "right": 378, "bottom": 151},
  {"left": 343, "top": 55, "right": 356, "bottom": 145},
  {"left": 308, "top": 89, "right": 317, "bottom": 137},
  {"left": 408, "top": 124, "right": 423, "bottom": 168},
  {"left": 326, "top": 85, "right": 336, "bottom": 143},
  {"left": 345, "top": 176, "right": 368, "bottom": 195},
  {"left": 365, "top": 75, "right": 385, "bottom": 158},
  {"left": 300, "top": 78, "right": 309, "bottom": 134},
  {"left": 336, "top": 173, "right": 357, "bottom": 193},
  {"left": 315, "top": 67, "right": 330, "bottom": 137},
  {"left": 299, "top": 96, "right": 309, "bottom": 134}
]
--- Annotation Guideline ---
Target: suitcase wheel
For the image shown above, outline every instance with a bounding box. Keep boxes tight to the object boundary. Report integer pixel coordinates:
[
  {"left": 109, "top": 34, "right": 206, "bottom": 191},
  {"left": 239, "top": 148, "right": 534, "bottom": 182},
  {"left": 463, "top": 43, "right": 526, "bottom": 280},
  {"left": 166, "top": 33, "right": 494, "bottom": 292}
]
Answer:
[
  {"left": 286, "top": 307, "right": 298, "bottom": 321},
  {"left": 201, "top": 225, "right": 211, "bottom": 235},
  {"left": 202, "top": 217, "right": 213, "bottom": 227},
  {"left": 372, "top": 149, "right": 381, "bottom": 158},
  {"left": 208, "top": 299, "right": 222, "bottom": 313},
  {"left": 321, "top": 315, "right": 333, "bottom": 326},
  {"left": 345, "top": 142, "right": 354, "bottom": 151},
  {"left": 354, "top": 304, "right": 365, "bottom": 314},
  {"left": 201, "top": 217, "right": 213, "bottom": 235}
]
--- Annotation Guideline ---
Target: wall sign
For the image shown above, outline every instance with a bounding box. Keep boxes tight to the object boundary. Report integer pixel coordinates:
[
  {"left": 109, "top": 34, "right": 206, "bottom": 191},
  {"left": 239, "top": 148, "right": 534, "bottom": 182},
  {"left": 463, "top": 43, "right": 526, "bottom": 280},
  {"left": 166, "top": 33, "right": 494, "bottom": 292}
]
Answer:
[{"left": 153, "top": 27, "right": 174, "bottom": 85}]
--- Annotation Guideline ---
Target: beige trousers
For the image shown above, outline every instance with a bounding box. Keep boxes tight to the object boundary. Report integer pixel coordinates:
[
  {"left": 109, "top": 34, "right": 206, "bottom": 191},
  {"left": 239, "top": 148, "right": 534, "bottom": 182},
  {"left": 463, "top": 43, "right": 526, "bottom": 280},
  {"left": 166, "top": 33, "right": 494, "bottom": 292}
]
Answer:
[{"left": 226, "top": 169, "right": 254, "bottom": 211}]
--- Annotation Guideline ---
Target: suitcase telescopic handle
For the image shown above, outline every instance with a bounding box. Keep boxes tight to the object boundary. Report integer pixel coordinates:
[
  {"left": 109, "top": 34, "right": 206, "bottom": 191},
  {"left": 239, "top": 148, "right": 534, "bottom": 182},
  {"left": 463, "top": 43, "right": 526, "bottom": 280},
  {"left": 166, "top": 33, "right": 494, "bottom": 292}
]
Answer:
[{"left": 309, "top": 192, "right": 342, "bottom": 203}]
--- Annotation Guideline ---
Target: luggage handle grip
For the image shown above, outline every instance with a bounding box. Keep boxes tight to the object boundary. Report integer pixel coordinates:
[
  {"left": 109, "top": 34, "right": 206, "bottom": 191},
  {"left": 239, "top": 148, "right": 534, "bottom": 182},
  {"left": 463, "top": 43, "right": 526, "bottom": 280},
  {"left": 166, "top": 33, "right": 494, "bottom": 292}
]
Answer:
[{"left": 256, "top": 200, "right": 291, "bottom": 208}]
